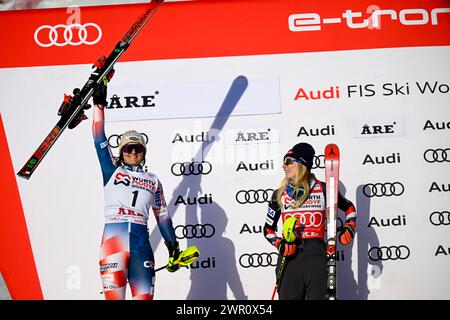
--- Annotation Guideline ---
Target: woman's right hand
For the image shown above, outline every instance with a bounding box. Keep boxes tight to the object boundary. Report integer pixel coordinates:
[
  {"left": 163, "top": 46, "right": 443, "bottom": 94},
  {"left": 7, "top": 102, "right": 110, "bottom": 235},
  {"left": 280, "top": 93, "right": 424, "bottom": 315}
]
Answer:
[
  {"left": 93, "top": 69, "right": 114, "bottom": 106},
  {"left": 275, "top": 238, "right": 297, "bottom": 257}
]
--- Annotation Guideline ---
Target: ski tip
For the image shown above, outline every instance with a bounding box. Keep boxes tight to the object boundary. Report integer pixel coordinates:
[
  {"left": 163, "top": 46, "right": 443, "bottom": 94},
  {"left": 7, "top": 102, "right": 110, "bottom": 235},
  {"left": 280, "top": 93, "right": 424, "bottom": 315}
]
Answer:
[{"left": 325, "top": 143, "right": 340, "bottom": 157}]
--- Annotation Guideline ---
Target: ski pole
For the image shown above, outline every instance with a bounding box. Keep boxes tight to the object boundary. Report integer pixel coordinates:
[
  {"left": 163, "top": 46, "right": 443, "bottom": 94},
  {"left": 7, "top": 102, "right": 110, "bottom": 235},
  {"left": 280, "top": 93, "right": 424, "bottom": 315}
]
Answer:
[
  {"left": 271, "top": 255, "right": 287, "bottom": 300},
  {"left": 155, "top": 245, "right": 200, "bottom": 272},
  {"left": 270, "top": 216, "right": 303, "bottom": 300}
]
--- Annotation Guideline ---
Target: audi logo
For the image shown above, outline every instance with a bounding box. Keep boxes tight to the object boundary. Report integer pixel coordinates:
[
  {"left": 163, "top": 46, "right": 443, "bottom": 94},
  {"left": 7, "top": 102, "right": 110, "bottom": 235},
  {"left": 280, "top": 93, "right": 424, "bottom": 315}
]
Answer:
[
  {"left": 283, "top": 212, "right": 324, "bottom": 228},
  {"left": 368, "top": 245, "right": 410, "bottom": 261},
  {"left": 236, "top": 189, "right": 274, "bottom": 204},
  {"left": 34, "top": 23, "right": 102, "bottom": 47},
  {"left": 171, "top": 161, "right": 212, "bottom": 176},
  {"left": 363, "top": 182, "right": 405, "bottom": 197},
  {"left": 429, "top": 211, "right": 450, "bottom": 226},
  {"left": 423, "top": 148, "right": 450, "bottom": 163},
  {"left": 107, "top": 133, "right": 149, "bottom": 149},
  {"left": 239, "top": 252, "right": 278, "bottom": 268},
  {"left": 312, "top": 155, "right": 325, "bottom": 169},
  {"left": 174, "top": 224, "right": 215, "bottom": 239}
]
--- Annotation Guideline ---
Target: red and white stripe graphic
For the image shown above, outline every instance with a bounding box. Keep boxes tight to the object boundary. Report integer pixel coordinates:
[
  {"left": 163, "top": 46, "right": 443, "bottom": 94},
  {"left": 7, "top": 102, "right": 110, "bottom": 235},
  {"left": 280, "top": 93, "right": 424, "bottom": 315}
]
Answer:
[{"left": 0, "top": 114, "right": 43, "bottom": 299}]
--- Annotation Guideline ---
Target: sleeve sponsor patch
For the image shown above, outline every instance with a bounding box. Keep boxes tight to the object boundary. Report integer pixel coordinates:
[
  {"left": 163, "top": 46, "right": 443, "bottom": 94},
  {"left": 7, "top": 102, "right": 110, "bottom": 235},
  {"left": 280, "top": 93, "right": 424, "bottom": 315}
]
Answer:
[
  {"left": 100, "top": 140, "right": 109, "bottom": 149},
  {"left": 154, "top": 190, "right": 162, "bottom": 207},
  {"left": 267, "top": 206, "right": 276, "bottom": 218},
  {"left": 265, "top": 216, "right": 274, "bottom": 226}
]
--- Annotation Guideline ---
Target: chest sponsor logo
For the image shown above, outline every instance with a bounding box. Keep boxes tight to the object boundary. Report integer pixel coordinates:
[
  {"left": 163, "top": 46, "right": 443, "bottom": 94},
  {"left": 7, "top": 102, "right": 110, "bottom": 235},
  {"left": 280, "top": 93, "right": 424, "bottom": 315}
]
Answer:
[
  {"left": 114, "top": 172, "right": 131, "bottom": 186},
  {"left": 114, "top": 172, "right": 156, "bottom": 190},
  {"left": 283, "top": 211, "right": 325, "bottom": 228},
  {"left": 282, "top": 193, "right": 323, "bottom": 210}
]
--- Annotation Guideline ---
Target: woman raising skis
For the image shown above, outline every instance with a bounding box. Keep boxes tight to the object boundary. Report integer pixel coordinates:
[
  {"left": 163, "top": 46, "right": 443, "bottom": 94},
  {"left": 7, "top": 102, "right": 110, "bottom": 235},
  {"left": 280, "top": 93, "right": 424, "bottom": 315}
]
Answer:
[{"left": 91, "top": 75, "right": 180, "bottom": 300}]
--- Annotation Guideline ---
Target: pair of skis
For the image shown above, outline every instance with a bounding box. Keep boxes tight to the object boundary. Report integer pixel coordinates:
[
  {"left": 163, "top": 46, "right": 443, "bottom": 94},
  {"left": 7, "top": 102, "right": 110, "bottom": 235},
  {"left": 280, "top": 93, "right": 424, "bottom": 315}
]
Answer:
[
  {"left": 17, "top": 0, "right": 165, "bottom": 179},
  {"left": 325, "top": 143, "right": 340, "bottom": 300}
]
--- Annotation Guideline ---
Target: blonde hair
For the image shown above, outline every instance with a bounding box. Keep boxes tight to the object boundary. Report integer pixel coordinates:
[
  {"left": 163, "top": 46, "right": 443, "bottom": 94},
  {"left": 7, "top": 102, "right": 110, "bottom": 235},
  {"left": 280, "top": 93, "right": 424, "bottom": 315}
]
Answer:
[{"left": 277, "top": 163, "right": 315, "bottom": 209}]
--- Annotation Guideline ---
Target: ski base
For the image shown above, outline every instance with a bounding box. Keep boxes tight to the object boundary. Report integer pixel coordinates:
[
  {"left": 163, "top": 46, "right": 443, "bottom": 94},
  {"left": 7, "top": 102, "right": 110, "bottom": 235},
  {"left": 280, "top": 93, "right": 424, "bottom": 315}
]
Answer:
[{"left": 17, "top": 124, "right": 63, "bottom": 179}]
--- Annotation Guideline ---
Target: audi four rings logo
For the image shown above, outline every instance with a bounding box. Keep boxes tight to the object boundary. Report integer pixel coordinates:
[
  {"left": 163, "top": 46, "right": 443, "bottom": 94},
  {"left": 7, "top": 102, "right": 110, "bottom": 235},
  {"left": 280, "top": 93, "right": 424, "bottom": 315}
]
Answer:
[
  {"left": 423, "top": 148, "right": 450, "bottom": 163},
  {"left": 429, "top": 211, "right": 450, "bottom": 226},
  {"left": 312, "top": 155, "right": 325, "bottom": 169},
  {"left": 368, "top": 245, "right": 410, "bottom": 261},
  {"left": 108, "top": 133, "right": 149, "bottom": 148},
  {"left": 283, "top": 212, "right": 324, "bottom": 227},
  {"left": 239, "top": 252, "right": 278, "bottom": 268},
  {"left": 34, "top": 23, "right": 102, "bottom": 47},
  {"left": 171, "top": 161, "right": 212, "bottom": 176},
  {"left": 236, "top": 189, "right": 274, "bottom": 204},
  {"left": 174, "top": 224, "right": 215, "bottom": 239},
  {"left": 363, "top": 182, "right": 405, "bottom": 197}
]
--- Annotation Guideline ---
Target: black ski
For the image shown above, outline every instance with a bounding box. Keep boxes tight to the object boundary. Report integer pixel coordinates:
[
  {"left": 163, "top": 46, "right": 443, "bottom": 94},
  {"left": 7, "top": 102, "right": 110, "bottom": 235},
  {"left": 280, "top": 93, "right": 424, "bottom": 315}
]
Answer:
[{"left": 17, "top": 0, "right": 164, "bottom": 179}]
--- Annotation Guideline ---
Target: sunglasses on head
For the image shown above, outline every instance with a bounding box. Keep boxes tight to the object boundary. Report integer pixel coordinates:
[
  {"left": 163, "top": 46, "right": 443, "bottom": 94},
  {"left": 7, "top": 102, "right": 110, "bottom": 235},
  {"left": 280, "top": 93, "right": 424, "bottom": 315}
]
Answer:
[
  {"left": 122, "top": 144, "right": 145, "bottom": 154},
  {"left": 283, "top": 157, "right": 300, "bottom": 166}
]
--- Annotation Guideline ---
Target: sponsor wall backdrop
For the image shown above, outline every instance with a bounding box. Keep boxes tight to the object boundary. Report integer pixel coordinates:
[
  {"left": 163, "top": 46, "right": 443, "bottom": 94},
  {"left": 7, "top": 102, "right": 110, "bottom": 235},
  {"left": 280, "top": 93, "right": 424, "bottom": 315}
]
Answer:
[{"left": 0, "top": 0, "right": 449, "bottom": 299}]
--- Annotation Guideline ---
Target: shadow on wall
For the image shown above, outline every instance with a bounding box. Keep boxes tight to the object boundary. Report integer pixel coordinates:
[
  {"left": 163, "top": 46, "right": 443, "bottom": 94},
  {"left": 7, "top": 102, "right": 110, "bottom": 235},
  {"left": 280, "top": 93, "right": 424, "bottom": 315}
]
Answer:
[
  {"left": 149, "top": 76, "right": 249, "bottom": 299},
  {"left": 186, "top": 200, "right": 247, "bottom": 300},
  {"left": 337, "top": 182, "right": 383, "bottom": 300}
]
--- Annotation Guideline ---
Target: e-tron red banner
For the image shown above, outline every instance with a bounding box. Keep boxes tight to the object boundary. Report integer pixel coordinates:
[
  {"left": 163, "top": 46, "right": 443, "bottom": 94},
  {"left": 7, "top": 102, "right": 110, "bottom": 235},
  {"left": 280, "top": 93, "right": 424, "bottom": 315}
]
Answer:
[{"left": 0, "top": 0, "right": 449, "bottom": 68}]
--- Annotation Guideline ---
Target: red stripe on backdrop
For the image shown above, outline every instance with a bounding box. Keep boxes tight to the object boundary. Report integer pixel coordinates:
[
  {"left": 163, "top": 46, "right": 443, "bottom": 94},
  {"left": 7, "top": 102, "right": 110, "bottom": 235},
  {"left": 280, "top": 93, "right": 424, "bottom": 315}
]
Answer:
[
  {"left": 0, "top": 0, "right": 449, "bottom": 68},
  {"left": 0, "top": 114, "right": 43, "bottom": 300}
]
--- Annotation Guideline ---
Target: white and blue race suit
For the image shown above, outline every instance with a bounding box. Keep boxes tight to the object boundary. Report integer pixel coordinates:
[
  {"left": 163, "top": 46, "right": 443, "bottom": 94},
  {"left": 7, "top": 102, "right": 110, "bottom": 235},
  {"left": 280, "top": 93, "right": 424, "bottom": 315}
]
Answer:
[{"left": 93, "top": 105, "right": 176, "bottom": 300}]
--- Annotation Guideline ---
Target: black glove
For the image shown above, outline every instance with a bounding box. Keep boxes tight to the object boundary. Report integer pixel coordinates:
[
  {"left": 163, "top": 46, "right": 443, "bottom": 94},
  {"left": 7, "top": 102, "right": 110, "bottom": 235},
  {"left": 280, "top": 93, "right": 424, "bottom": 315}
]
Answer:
[
  {"left": 165, "top": 241, "right": 181, "bottom": 273},
  {"left": 92, "top": 76, "right": 109, "bottom": 106},
  {"left": 91, "top": 55, "right": 114, "bottom": 106}
]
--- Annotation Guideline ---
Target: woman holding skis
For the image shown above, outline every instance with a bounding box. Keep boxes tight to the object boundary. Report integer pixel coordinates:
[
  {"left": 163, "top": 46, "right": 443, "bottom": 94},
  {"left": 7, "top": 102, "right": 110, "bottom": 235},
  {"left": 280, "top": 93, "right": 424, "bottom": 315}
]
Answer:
[
  {"left": 263, "top": 142, "right": 357, "bottom": 300},
  {"left": 91, "top": 74, "right": 180, "bottom": 300}
]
